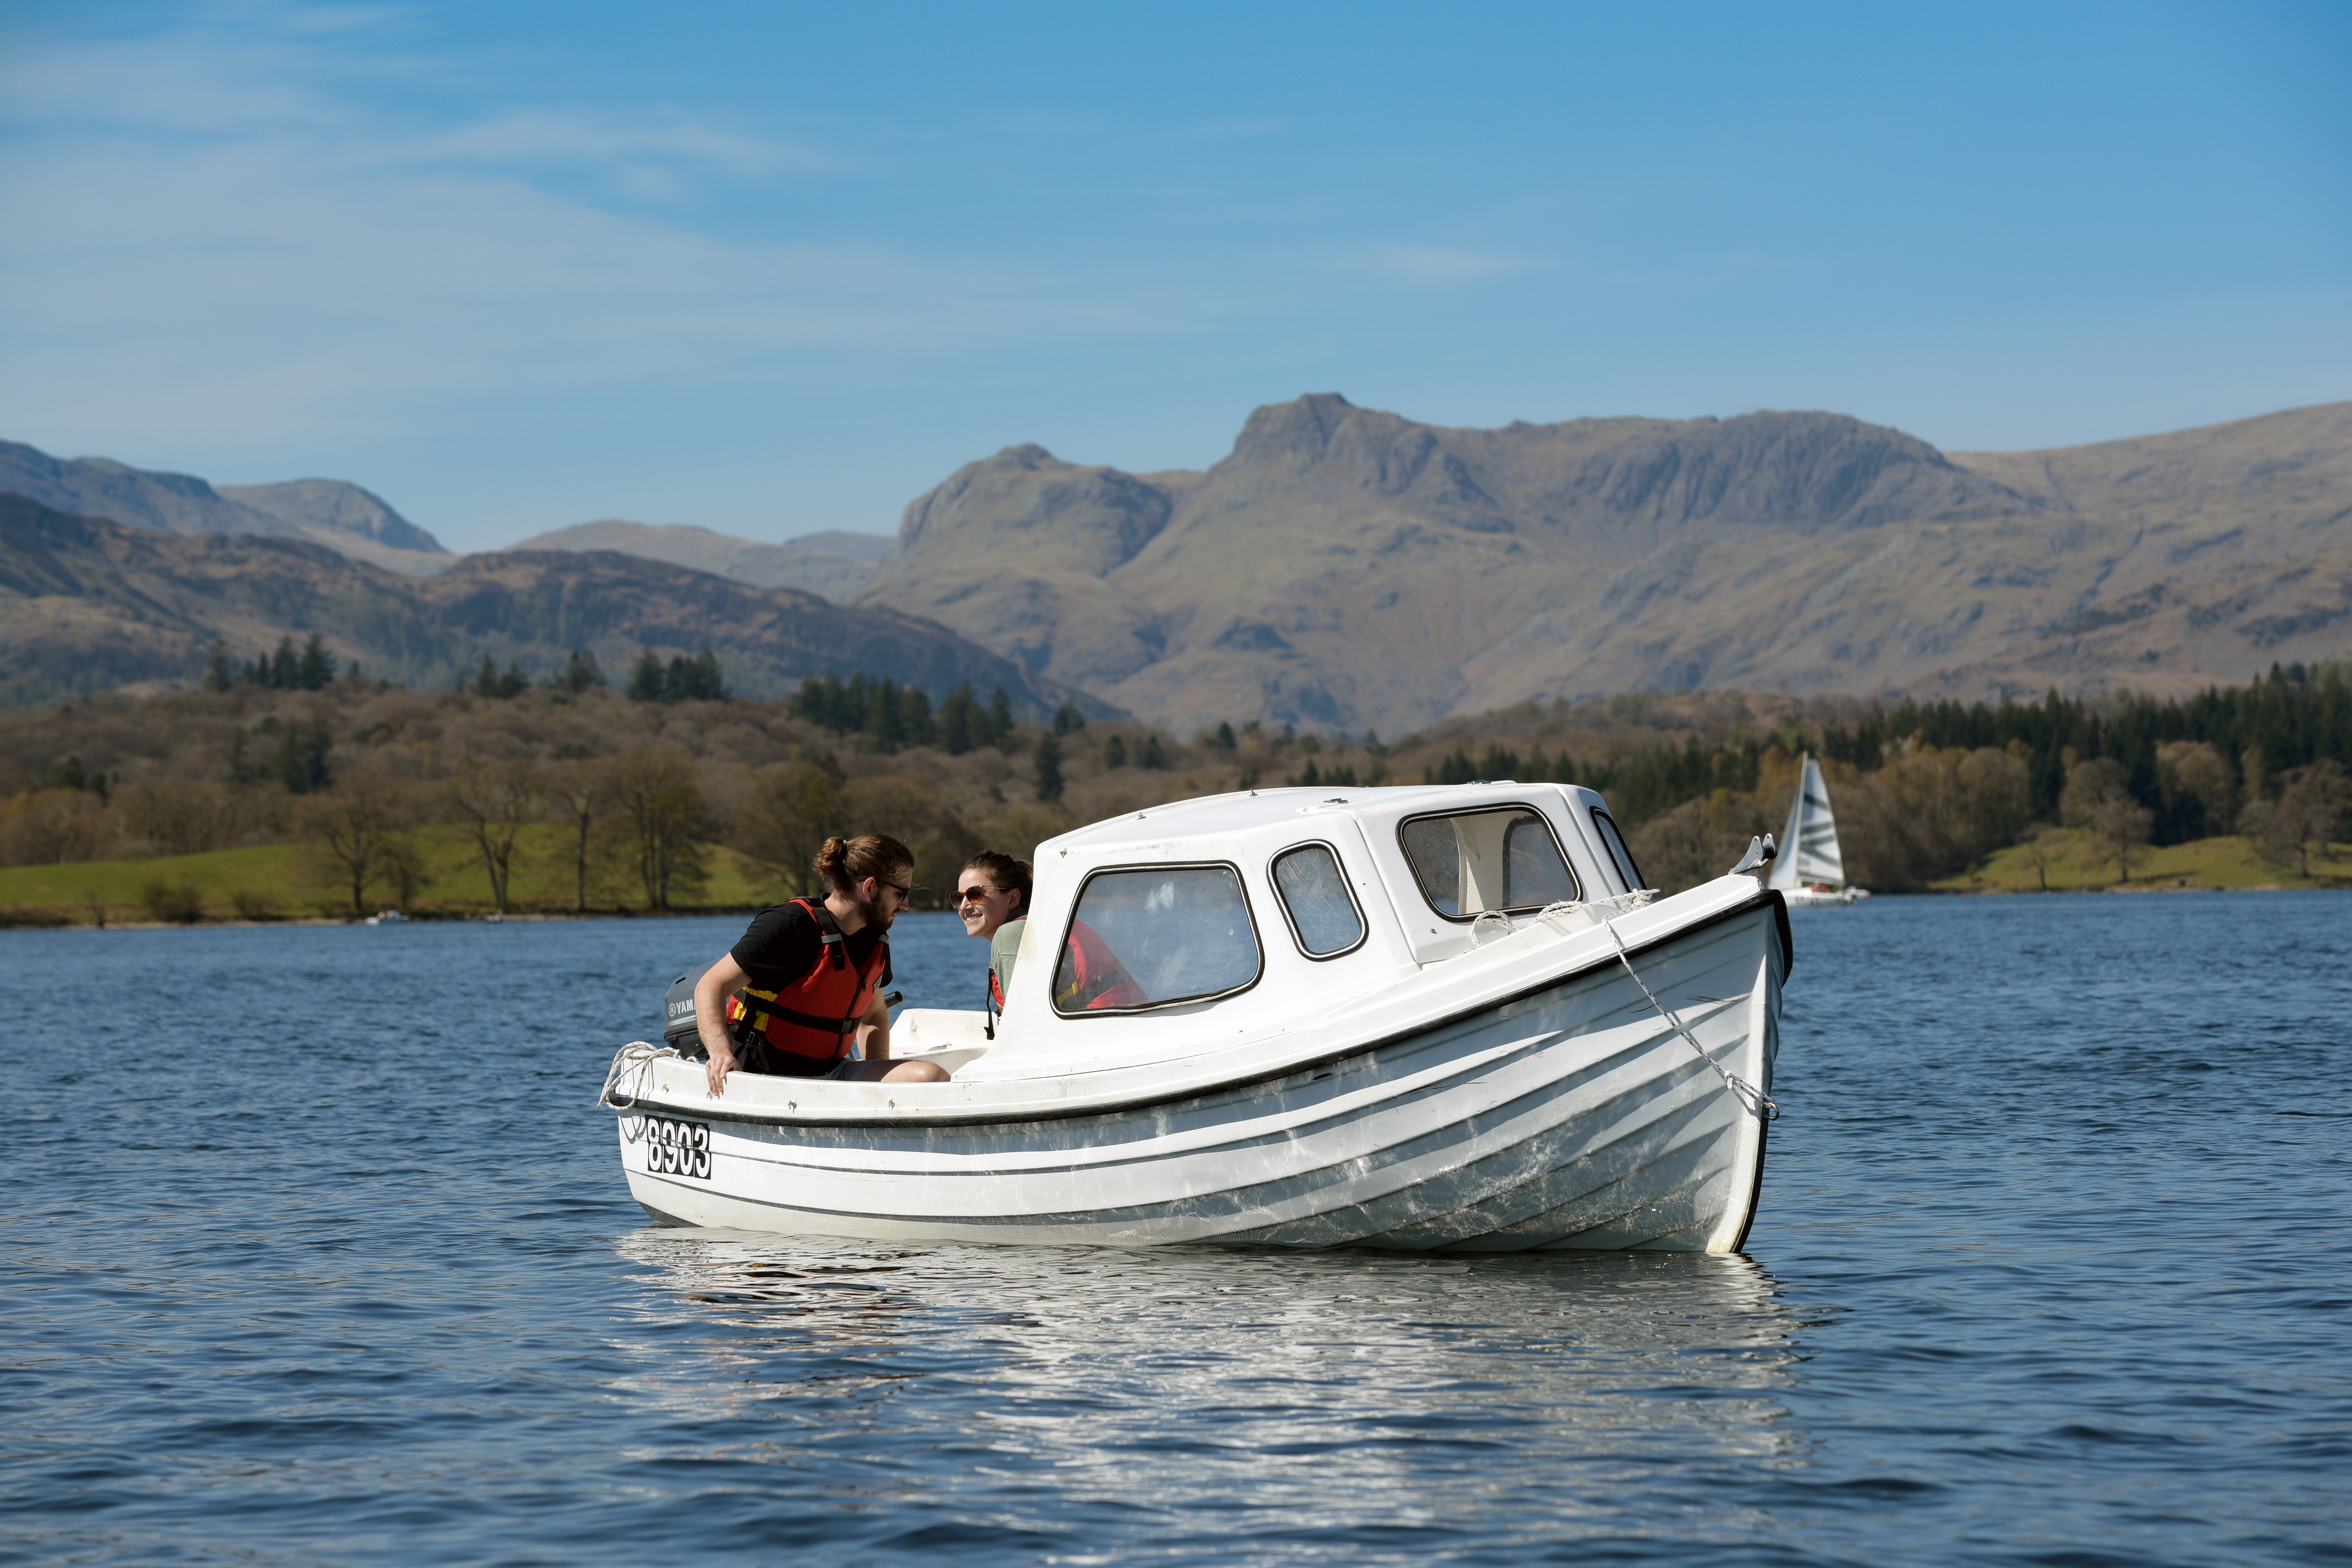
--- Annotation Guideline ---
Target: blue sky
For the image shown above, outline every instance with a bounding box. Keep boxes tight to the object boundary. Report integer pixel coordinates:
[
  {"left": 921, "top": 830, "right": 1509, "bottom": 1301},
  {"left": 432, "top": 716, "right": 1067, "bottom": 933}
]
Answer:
[{"left": 2, "top": 1, "right": 2346, "bottom": 553}]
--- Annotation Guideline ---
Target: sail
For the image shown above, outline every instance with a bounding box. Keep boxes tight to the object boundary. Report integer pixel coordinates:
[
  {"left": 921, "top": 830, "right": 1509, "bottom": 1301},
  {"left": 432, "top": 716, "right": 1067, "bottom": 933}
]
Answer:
[{"left": 1769, "top": 754, "right": 1846, "bottom": 889}]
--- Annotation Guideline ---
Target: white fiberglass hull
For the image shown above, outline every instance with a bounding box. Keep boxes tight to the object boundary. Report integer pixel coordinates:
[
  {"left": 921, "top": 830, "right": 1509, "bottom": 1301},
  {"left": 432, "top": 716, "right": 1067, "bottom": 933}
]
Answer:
[
  {"left": 606, "top": 880, "right": 1788, "bottom": 1254},
  {"left": 1780, "top": 886, "right": 1860, "bottom": 907}
]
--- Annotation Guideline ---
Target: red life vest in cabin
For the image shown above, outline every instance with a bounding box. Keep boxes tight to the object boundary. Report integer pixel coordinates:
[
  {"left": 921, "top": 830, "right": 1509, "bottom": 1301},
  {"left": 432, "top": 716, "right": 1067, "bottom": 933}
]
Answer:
[
  {"left": 1054, "top": 919, "right": 1150, "bottom": 1012},
  {"left": 725, "top": 898, "right": 888, "bottom": 1066}
]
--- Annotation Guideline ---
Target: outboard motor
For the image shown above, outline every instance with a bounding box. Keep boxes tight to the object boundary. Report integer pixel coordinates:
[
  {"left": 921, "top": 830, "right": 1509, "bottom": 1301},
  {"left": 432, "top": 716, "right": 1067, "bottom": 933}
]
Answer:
[{"left": 664, "top": 962, "right": 712, "bottom": 1058}]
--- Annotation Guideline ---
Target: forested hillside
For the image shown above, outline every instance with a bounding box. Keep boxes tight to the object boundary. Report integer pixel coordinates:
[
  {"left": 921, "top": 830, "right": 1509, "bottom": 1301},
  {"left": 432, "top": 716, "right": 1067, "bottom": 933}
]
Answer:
[{"left": 2, "top": 655, "right": 2343, "bottom": 923}]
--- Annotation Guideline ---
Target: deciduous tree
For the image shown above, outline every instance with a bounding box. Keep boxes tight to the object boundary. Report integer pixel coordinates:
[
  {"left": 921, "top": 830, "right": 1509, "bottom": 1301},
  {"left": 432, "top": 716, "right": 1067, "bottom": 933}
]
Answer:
[
  {"left": 545, "top": 759, "right": 613, "bottom": 914},
  {"left": 448, "top": 756, "right": 544, "bottom": 911},
  {"left": 608, "top": 747, "right": 712, "bottom": 909},
  {"left": 2061, "top": 757, "right": 2153, "bottom": 882},
  {"left": 296, "top": 773, "right": 409, "bottom": 917},
  {"left": 739, "top": 759, "right": 844, "bottom": 898}
]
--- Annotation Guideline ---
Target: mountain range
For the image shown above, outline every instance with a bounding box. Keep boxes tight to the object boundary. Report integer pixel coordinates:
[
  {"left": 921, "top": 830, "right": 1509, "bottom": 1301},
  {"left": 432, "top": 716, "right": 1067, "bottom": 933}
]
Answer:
[
  {"left": 4, "top": 397, "right": 2347, "bottom": 731},
  {"left": 850, "top": 396, "right": 2352, "bottom": 736},
  {"left": 0, "top": 441, "right": 452, "bottom": 576},
  {"left": 0, "top": 493, "right": 1080, "bottom": 717},
  {"left": 510, "top": 520, "right": 888, "bottom": 602}
]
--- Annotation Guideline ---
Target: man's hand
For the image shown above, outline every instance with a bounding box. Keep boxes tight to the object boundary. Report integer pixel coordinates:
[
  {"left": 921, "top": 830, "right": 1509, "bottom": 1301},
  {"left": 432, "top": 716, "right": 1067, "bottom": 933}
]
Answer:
[{"left": 694, "top": 951, "right": 755, "bottom": 1097}]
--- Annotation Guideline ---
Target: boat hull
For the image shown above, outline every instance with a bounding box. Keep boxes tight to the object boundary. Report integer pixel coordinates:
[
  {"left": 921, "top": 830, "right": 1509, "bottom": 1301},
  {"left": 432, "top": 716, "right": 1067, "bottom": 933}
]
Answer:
[{"left": 612, "top": 891, "right": 1785, "bottom": 1254}]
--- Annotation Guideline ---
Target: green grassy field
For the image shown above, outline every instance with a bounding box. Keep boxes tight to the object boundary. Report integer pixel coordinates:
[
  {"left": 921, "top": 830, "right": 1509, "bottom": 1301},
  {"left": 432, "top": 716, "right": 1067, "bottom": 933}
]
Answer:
[
  {"left": 0, "top": 824, "right": 785, "bottom": 925},
  {"left": 1934, "top": 831, "right": 2352, "bottom": 894}
]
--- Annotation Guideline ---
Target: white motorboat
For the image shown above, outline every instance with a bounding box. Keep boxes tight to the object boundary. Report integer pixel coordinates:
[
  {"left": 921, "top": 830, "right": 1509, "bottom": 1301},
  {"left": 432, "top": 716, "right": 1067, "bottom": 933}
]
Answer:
[
  {"left": 1769, "top": 754, "right": 1868, "bottom": 907},
  {"left": 600, "top": 782, "right": 1793, "bottom": 1253}
]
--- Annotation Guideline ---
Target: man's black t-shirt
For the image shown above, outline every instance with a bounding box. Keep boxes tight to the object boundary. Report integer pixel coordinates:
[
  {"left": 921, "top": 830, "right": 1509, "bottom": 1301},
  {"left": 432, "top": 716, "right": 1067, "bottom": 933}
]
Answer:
[{"left": 730, "top": 901, "right": 891, "bottom": 995}]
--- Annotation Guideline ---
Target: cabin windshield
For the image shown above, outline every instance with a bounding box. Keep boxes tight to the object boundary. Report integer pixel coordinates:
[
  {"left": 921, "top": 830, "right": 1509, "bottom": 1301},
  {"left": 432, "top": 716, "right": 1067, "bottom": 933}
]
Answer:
[
  {"left": 1052, "top": 865, "right": 1261, "bottom": 1015},
  {"left": 1399, "top": 807, "right": 1581, "bottom": 919}
]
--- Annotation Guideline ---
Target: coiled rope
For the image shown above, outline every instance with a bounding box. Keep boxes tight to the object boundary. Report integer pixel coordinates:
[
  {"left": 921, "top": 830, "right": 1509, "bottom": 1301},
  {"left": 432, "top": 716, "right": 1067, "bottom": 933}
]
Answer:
[
  {"left": 1527, "top": 896, "right": 1779, "bottom": 1124},
  {"left": 597, "top": 1041, "right": 676, "bottom": 1110}
]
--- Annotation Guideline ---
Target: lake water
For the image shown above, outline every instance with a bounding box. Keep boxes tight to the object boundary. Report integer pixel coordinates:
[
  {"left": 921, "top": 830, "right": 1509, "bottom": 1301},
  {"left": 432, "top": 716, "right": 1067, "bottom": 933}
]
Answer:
[{"left": 3, "top": 894, "right": 2347, "bottom": 1565}]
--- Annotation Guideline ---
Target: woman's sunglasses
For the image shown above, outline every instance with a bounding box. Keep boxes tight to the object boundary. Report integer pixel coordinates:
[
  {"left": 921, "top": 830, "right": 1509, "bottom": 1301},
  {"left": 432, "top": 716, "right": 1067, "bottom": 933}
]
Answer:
[{"left": 955, "top": 884, "right": 996, "bottom": 905}]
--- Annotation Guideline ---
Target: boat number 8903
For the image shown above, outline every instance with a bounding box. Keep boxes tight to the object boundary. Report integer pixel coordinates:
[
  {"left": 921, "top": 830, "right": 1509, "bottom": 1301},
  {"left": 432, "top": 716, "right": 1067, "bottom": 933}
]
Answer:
[{"left": 639, "top": 1115, "right": 712, "bottom": 1179}]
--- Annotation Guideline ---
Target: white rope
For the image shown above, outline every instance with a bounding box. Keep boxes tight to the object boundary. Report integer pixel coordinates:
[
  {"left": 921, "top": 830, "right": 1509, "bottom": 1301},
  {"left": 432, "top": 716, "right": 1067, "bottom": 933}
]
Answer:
[
  {"left": 597, "top": 1041, "right": 676, "bottom": 1110},
  {"left": 1593, "top": 910, "right": 1779, "bottom": 1123}
]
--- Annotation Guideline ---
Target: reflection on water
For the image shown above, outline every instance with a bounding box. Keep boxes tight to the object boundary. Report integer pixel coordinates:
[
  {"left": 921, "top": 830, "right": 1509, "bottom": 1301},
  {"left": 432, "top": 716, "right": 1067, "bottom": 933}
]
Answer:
[{"left": 605, "top": 1232, "right": 1804, "bottom": 1548}]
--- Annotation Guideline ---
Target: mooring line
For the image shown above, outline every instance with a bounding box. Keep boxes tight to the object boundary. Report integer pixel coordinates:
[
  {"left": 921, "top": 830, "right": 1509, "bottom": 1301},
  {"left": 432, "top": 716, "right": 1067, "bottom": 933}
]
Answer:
[{"left": 1593, "top": 910, "right": 1779, "bottom": 1123}]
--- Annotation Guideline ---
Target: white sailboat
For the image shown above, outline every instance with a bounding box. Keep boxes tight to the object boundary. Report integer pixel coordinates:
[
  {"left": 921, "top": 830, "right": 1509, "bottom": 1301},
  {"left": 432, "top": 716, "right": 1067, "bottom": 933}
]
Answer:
[{"left": 1768, "top": 754, "right": 1866, "bottom": 907}]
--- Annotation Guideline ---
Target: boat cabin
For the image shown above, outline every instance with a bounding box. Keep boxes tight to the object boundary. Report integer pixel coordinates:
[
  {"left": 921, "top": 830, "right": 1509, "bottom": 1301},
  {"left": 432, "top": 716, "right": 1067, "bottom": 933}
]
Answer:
[{"left": 924, "top": 782, "right": 1651, "bottom": 1077}]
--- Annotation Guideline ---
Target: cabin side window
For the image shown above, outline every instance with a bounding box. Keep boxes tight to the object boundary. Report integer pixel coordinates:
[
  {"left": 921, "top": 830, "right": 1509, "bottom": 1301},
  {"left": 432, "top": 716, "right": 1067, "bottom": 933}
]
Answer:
[
  {"left": 1270, "top": 842, "right": 1366, "bottom": 959},
  {"left": 1052, "top": 865, "right": 1262, "bottom": 1015},
  {"left": 1590, "top": 809, "right": 1646, "bottom": 891},
  {"left": 1398, "top": 807, "right": 1582, "bottom": 920}
]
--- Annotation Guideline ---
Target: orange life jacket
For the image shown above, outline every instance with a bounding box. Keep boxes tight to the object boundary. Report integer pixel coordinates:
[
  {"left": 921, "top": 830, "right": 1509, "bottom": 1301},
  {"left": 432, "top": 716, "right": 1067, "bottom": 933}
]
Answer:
[{"left": 725, "top": 898, "right": 888, "bottom": 1066}]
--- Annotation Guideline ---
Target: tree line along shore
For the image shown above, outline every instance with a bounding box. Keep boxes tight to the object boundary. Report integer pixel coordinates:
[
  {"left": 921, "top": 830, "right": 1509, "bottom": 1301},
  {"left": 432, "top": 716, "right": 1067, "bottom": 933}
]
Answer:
[{"left": 0, "top": 648, "right": 2346, "bottom": 926}]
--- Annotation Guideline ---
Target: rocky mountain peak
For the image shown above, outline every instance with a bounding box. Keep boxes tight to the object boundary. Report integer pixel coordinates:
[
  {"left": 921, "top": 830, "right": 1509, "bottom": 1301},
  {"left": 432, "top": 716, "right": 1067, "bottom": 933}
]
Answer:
[
  {"left": 0, "top": 439, "right": 450, "bottom": 575},
  {"left": 887, "top": 444, "right": 1172, "bottom": 576},
  {"left": 1223, "top": 393, "right": 1374, "bottom": 477},
  {"left": 219, "top": 478, "right": 446, "bottom": 554},
  {"left": 1565, "top": 410, "right": 2028, "bottom": 533}
]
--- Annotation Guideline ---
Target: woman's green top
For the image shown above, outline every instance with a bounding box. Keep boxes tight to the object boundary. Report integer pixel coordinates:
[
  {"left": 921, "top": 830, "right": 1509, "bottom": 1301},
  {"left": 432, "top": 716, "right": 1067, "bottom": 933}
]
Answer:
[{"left": 989, "top": 916, "right": 1027, "bottom": 1006}]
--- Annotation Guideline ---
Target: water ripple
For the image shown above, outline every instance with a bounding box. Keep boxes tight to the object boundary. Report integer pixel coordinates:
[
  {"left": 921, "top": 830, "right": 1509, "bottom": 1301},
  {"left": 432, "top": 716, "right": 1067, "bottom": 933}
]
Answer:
[{"left": 1, "top": 896, "right": 2347, "bottom": 1564}]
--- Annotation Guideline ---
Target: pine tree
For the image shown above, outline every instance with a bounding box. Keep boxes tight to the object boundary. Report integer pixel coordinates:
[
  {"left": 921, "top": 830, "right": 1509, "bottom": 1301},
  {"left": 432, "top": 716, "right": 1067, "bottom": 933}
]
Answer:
[
  {"left": 553, "top": 649, "right": 604, "bottom": 692},
  {"left": 689, "top": 649, "right": 725, "bottom": 701},
  {"left": 1032, "top": 732, "right": 1064, "bottom": 802},
  {"left": 986, "top": 687, "right": 1015, "bottom": 751},
  {"left": 298, "top": 633, "right": 335, "bottom": 690},
  {"left": 865, "top": 678, "right": 908, "bottom": 751},
  {"left": 661, "top": 649, "right": 725, "bottom": 703},
  {"left": 900, "top": 683, "right": 935, "bottom": 747},
  {"left": 938, "top": 683, "right": 977, "bottom": 755},
  {"left": 626, "top": 650, "right": 667, "bottom": 703},
  {"left": 272, "top": 720, "right": 332, "bottom": 794}
]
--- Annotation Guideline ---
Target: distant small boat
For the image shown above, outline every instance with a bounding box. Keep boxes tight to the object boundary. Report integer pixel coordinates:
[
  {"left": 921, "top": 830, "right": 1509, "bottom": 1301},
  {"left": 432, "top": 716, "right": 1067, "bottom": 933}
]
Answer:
[
  {"left": 1768, "top": 755, "right": 1867, "bottom": 908},
  {"left": 363, "top": 909, "right": 409, "bottom": 925}
]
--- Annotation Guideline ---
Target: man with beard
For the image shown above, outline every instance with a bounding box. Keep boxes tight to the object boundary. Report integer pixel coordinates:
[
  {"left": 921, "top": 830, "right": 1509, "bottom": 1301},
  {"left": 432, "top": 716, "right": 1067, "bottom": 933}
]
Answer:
[{"left": 692, "top": 832, "right": 951, "bottom": 1095}]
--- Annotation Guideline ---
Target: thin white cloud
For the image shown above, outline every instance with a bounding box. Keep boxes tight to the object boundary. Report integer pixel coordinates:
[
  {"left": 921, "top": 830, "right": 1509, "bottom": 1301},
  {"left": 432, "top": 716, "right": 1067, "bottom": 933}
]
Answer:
[
  {"left": 0, "top": 11, "right": 1136, "bottom": 448},
  {"left": 1352, "top": 245, "right": 1539, "bottom": 288},
  {"left": 0, "top": 4, "right": 1546, "bottom": 468},
  {"left": 424, "top": 110, "right": 853, "bottom": 179}
]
